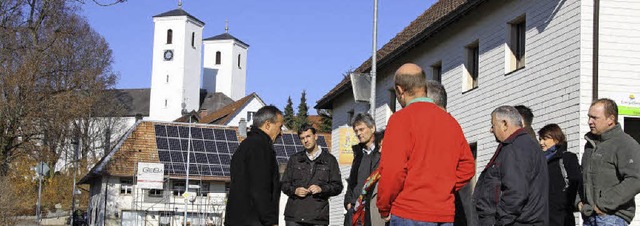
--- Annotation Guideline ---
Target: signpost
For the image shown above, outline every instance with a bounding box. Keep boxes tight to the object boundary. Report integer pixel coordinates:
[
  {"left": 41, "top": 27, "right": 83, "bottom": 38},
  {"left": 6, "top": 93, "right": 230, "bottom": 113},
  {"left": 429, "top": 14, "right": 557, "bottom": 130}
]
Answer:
[{"left": 35, "top": 161, "right": 49, "bottom": 226}]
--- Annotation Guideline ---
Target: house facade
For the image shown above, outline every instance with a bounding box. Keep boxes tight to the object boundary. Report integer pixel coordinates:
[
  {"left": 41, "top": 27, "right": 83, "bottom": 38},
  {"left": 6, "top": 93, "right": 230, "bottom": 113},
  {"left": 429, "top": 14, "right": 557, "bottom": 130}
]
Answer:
[{"left": 316, "top": 0, "right": 640, "bottom": 224}]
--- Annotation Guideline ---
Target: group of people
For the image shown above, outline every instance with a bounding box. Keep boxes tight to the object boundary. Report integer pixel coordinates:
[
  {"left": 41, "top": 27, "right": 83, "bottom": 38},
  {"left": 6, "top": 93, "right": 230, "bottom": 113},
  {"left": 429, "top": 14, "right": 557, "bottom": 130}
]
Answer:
[{"left": 223, "top": 63, "right": 640, "bottom": 226}]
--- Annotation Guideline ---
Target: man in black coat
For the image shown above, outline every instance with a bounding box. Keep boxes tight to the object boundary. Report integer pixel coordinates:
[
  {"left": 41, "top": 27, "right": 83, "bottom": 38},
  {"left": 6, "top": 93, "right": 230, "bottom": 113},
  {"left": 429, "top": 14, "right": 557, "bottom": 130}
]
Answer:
[
  {"left": 474, "top": 106, "right": 549, "bottom": 226},
  {"left": 281, "top": 124, "right": 343, "bottom": 226},
  {"left": 225, "top": 106, "right": 284, "bottom": 226},
  {"left": 344, "top": 113, "right": 380, "bottom": 226}
]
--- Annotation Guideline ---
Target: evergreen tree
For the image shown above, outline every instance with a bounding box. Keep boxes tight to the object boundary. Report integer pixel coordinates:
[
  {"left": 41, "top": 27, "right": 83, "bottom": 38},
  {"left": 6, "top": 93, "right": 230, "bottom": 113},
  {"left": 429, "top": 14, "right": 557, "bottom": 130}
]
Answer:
[
  {"left": 318, "top": 110, "right": 332, "bottom": 133},
  {"left": 295, "top": 90, "right": 310, "bottom": 130},
  {"left": 283, "top": 96, "right": 296, "bottom": 130}
]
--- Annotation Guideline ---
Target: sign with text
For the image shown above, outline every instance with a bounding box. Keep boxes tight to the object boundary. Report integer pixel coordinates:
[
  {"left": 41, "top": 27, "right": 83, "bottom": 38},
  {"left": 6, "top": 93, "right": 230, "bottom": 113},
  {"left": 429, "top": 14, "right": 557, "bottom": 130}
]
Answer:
[
  {"left": 611, "top": 93, "right": 640, "bottom": 116},
  {"left": 338, "top": 126, "right": 360, "bottom": 165},
  {"left": 136, "top": 162, "right": 165, "bottom": 189}
]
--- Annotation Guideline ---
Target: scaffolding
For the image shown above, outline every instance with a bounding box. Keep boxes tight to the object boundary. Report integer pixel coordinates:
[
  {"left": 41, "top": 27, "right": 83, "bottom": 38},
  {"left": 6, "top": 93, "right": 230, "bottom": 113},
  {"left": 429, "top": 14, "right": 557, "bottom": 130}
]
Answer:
[{"left": 122, "top": 163, "right": 227, "bottom": 226}]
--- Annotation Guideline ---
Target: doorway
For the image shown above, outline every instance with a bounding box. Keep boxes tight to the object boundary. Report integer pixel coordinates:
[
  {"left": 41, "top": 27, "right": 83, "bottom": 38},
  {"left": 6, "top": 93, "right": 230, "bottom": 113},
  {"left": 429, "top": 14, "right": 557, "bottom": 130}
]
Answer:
[{"left": 623, "top": 117, "right": 640, "bottom": 144}]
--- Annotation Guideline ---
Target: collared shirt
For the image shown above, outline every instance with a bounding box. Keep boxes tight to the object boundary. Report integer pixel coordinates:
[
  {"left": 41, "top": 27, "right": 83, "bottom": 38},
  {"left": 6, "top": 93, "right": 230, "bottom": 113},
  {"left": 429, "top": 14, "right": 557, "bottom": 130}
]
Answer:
[
  {"left": 407, "top": 96, "right": 434, "bottom": 106},
  {"left": 363, "top": 143, "right": 375, "bottom": 155},
  {"left": 306, "top": 145, "right": 322, "bottom": 161}
]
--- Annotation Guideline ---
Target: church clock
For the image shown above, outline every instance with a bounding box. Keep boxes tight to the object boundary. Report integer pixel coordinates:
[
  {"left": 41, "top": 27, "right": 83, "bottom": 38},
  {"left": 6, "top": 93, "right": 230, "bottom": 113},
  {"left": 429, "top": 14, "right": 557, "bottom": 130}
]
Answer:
[{"left": 163, "top": 49, "right": 173, "bottom": 61}]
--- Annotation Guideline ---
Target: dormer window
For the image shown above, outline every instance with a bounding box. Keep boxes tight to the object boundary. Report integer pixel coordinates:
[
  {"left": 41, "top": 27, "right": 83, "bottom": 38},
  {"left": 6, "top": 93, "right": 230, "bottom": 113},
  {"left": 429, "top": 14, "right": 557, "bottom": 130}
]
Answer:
[{"left": 167, "top": 29, "right": 172, "bottom": 44}]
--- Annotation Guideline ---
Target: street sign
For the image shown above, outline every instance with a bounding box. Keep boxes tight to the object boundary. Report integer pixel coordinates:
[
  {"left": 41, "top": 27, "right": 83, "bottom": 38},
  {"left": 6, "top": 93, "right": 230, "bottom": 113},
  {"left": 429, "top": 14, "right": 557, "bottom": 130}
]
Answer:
[
  {"left": 350, "top": 73, "right": 371, "bottom": 102},
  {"left": 35, "top": 162, "right": 49, "bottom": 177}
]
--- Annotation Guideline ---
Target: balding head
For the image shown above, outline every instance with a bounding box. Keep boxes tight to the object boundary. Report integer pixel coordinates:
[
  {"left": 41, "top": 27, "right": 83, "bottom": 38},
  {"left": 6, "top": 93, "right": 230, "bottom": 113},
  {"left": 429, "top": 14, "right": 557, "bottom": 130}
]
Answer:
[{"left": 394, "top": 63, "right": 427, "bottom": 107}]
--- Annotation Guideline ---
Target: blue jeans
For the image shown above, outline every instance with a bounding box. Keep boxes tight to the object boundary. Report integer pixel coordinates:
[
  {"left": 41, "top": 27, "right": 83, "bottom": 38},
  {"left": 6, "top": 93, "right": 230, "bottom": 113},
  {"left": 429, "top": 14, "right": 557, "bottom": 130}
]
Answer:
[
  {"left": 584, "top": 214, "right": 628, "bottom": 226},
  {"left": 390, "top": 215, "right": 453, "bottom": 226}
]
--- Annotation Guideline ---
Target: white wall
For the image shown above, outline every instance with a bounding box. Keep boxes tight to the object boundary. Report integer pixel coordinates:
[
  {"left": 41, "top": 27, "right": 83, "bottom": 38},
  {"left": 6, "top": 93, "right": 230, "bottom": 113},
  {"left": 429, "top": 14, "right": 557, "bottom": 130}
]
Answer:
[
  {"left": 149, "top": 16, "right": 203, "bottom": 121},
  {"left": 225, "top": 96, "right": 265, "bottom": 126},
  {"left": 328, "top": 0, "right": 586, "bottom": 224}
]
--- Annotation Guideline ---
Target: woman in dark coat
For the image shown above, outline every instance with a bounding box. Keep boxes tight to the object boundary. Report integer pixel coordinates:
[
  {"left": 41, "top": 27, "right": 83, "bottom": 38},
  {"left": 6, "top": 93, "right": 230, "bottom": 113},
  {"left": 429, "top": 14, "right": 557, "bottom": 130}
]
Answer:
[{"left": 538, "top": 124, "right": 582, "bottom": 226}]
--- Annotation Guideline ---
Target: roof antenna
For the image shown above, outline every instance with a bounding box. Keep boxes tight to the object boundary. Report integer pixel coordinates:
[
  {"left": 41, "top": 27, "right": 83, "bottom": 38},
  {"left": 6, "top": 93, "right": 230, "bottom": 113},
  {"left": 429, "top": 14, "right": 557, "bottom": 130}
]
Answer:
[
  {"left": 178, "top": 0, "right": 182, "bottom": 8},
  {"left": 225, "top": 19, "right": 229, "bottom": 33}
]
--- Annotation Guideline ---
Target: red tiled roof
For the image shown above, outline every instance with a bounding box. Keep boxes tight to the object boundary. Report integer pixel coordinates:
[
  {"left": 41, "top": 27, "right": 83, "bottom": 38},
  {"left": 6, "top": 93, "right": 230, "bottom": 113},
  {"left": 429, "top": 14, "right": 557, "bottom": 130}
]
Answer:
[
  {"left": 192, "top": 92, "right": 260, "bottom": 125},
  {"left": 315, "top": 0, "right": 486, "bottom": 109}
]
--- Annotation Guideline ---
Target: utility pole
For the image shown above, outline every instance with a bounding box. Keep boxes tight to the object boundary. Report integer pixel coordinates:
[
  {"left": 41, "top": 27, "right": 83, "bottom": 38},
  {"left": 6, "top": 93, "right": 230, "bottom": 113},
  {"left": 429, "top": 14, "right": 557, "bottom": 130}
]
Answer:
[
  {"left": 70, "top": 127, "right": 80, "bottom": 225},
  {"left": 369, "top": 0, "right": 379, "bottom": 119},
  {"left": 183, "top": 102, "right": 192, "bottom": 226}
]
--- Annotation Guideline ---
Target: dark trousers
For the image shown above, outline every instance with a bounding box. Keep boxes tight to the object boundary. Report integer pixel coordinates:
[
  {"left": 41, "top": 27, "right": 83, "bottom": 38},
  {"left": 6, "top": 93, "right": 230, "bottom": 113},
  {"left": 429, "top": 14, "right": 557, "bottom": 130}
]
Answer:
[{"left": 285, "top": 221, "right": 327, "bottom": 226}]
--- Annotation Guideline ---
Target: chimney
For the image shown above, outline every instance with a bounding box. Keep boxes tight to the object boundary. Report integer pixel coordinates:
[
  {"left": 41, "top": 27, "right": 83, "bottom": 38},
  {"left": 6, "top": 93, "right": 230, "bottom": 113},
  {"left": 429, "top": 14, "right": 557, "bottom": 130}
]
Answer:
[{"left": 239, "top": 118, "right": 247, "bottom": 138}]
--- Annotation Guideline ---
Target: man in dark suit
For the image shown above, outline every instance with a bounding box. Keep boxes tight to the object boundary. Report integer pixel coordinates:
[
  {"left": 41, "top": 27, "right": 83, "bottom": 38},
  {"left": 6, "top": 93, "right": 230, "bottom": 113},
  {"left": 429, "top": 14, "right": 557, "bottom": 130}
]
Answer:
[{"left": 225, "top": 105, "right": 284, "bottom": 226}]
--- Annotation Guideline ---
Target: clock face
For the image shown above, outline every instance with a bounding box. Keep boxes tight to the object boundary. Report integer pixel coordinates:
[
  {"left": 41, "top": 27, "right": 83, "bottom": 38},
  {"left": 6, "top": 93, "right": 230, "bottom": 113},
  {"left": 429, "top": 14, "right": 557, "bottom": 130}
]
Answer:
[{"left": 164, "top": 50, "right": 173, "bottom": 61}]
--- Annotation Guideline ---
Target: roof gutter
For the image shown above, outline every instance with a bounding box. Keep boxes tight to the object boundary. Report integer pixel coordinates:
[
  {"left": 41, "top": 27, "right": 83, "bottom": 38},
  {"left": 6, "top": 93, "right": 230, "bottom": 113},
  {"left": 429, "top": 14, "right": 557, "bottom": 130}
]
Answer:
[{"left": 592, "top": 0, "right": 599, "bottom": 101}]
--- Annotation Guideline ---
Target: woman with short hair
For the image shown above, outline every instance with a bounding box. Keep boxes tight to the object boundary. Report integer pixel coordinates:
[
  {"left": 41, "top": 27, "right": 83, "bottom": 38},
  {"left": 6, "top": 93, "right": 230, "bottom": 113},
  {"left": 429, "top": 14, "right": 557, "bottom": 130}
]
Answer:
[{"left": 538, "top": 124, "right": 582, "bottom": 226}]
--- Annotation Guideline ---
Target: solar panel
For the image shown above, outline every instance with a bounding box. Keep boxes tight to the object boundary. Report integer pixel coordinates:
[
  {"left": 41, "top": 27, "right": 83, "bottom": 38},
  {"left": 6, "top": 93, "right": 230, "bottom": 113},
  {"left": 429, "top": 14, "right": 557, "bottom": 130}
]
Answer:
[
  {"left": 213, "top": 129, "right": 226, "bottom": 140},
  {"left": 225, "top": 130, "right": 237, "bottom": 141},
  {"left": 158, "top": 150, "right": 171, "bottom": 162},
  {"left": 317, "top": 136, "right": 327, "bottom": 147},
  {"left": 155, "top": 125, "right": 167, "bottom": 137},
  {"left": 166, "top": 126, "right": 179, "bottom": 137},
  {"left": 190, "top": 127, "right": 203, "bottom": 139},
  {"left": 282, "top": 134, "right": 294, "bottom": 145},
  {"left": 155, "top": 124, "right": 325, "bottom": 177},
  {"left": 202, "top": 128, "right": 215, "bottom": 140},
  {"left": 156, "top": 138, "right": 168, "bottom": 150},
  {"left": 178, "top": 126, "right": 189, "bottom": 138},
  {"left": 216, "top": 141, "right": 229, "bottom": 154},
  {"left": 193, "top": 140, "right": 205, "bottom": 152}
]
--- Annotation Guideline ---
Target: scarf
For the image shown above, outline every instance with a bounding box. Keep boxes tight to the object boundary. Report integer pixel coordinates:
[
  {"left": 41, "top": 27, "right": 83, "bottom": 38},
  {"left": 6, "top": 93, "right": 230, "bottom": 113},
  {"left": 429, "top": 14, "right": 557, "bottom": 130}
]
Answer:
[
  {"left": 352, "top": 167, "right": 381, "bottom": 226},
  {"left": 544, "top": 145, "right": 558, "bottom": 160}
]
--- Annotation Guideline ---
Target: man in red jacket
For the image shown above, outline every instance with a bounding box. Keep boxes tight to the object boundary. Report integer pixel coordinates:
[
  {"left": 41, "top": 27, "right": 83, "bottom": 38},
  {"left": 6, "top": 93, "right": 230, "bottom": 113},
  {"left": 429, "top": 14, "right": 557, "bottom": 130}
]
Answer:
[{"left": 376, "top": 63, "right": 475, "bottom": 225}]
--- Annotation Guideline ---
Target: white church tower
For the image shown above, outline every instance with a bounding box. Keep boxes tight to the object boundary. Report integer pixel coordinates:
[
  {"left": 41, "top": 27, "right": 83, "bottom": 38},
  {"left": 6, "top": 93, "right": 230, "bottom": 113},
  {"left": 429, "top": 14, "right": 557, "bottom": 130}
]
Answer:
[
  {"left": 203, "top": 23, "right": 249, "bottom": 101},
  {"left": 149, "top": 7, "right": 204, "bottom": 121}
]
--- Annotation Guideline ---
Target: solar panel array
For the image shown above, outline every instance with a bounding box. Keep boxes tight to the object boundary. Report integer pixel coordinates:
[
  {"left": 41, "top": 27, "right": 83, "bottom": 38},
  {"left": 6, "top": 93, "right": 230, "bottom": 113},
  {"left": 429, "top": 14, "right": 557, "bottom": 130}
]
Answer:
[
  {"left": 154, "top": 124, "right": 330, "bottom": 177},
  {"left": 273, "top": 133, "right": 329, "bottom": 164}
]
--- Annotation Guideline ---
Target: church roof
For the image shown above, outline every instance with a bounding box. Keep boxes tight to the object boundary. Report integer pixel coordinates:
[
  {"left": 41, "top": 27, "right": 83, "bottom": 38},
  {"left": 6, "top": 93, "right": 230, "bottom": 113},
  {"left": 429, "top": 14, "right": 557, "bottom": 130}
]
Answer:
[
  {"left": 107, "top": 88, "right": 151, "bottom": 117},
  {"left": 203, "top": 33, "right": 250, "bottom": 47},
  {"left": 153, "top": 8, "right": 205, "bottom": 25}
]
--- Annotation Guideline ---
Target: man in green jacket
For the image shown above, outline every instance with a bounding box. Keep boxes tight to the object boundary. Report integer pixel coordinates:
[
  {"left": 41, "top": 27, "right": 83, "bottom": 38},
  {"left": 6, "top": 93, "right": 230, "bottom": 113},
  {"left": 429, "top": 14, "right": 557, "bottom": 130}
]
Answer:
[{"left": 578, "top": 98, "right": 640, "bottom": 225}]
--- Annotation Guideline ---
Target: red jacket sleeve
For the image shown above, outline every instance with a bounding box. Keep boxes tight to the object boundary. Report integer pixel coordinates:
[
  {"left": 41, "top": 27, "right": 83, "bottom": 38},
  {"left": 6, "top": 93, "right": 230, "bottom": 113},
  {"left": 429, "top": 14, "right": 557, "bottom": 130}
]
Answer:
[
  {"left": 455, "top": 134, "right": 475, "bottom": 191},
  {"left": 376, "top": 114, "right": 411, "bottom": 217}
]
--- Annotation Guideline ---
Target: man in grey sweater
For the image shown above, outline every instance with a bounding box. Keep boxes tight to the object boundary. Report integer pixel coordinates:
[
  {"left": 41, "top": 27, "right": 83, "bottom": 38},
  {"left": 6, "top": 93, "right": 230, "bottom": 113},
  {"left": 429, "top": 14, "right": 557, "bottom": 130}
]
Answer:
[{"left": 578, "top": 98, "right": 640, "bottom": 225}]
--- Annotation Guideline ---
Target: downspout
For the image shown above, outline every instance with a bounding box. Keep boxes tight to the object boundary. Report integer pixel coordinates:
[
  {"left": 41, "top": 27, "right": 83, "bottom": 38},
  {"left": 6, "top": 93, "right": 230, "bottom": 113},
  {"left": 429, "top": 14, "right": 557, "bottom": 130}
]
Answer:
[{"left": 592, "top": 0, "right": 600, "bottom": 101}]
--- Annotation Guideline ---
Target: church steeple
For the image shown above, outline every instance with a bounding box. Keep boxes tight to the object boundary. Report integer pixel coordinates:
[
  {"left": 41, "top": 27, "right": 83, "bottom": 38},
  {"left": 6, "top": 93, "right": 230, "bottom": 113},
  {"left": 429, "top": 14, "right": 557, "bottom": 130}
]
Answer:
[
  {"left": 202, "top": 30, "right": 249, "bottom": 101},
  {"left": 148, "top": 8, "right": 204, "bottom": 121}
]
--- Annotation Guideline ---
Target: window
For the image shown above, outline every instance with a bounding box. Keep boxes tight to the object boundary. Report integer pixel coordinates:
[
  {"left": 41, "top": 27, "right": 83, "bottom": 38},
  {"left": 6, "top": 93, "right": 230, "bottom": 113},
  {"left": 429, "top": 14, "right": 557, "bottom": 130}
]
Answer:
[
  {"left": 464, "top": 41, "right": 479, "bottom": 91},
  {"left": 148, "top": 189, "right": 163, "bottom": 197},
  {"left": 237, "top": 54, "right": 241, "bottom": 69},
  {"left": 347, "top": 110, "right": 355, "bottom": 126},
  {"left": 120, "top": 178, "right": 133, "bottom": 195},
  {"left": 198, "top": 182, "right": 210, "bottom": 196},
  {"left": 431, "top": 61, "right": 442, "bottom": 82},
  {"left": 164, "top": 99, "right": 168, "bottom": 108},
  {"left": 247, "top": 111, "right": 255, "bottom": 122},
  {"left": 388, "top": 88, "right": 397, "bottom": 112},
  {"left": 507, "top": 16, "right": 526, "bottom": 72},
  {"left": 172, "top": 181, "right": 186, "bottom": 196},
  {"left": 166, "top": 75, "right": 169, "bottom": 83},
  {"left": 166, "top": 29, "right": 172, "bottom": 44},
  {"left": 191, "top": 32, "right": 195, "bottom": 48},
  {"left": 215, "top": 51, "right": 221, "bottom": 65}
]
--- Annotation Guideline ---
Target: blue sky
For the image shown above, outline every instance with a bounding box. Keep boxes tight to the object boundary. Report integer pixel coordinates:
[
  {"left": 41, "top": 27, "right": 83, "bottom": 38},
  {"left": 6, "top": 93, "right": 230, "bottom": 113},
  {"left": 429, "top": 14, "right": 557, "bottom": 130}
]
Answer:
[{"left": 81, "top": 0, "right": 435, "bottom": 112}]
